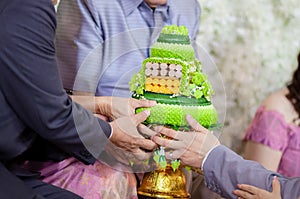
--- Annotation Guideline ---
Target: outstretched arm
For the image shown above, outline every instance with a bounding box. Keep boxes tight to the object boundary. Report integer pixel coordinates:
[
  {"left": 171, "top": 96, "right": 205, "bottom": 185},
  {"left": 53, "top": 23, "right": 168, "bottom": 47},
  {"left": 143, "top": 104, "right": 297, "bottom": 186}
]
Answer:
[
  {"left": 70, "top": 95, "right": 156, "bottom": 120},
  {"left": 152, "top": 115, "right": 300, "bottom": 199},
  {"left": 204, "top": 145, "right": 300, "bottom": 199}
]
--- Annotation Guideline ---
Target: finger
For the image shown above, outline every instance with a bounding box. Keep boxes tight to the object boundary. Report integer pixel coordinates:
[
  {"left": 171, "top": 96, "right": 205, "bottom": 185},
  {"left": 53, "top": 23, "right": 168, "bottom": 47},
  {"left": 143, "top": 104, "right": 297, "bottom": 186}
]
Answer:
[
  {"left": 152, "top": 135, "right": 184, "bottom": 149},
  {"left": 138, "top": 124, "right": 158, "bottom": 138},
  {"left": 233, "top": 189, "right": 254, "bottom": 198},
  {"left": 132, "top": 98, "right": 157, "bottom": 108},
  {"left": 132, "top": 148, "right": 153, "bottom": 161},
  {"left": 132, "top": 110, "right": 150, "bottom": 125},
  {"left": 186, "top": 114, "right": 209, "bottom": 133},
  {"left": 237, "top": 184, "right": 261, "bottom": 194},
  {"left": 153, "top": 126, "right": 180, "bottom": 139},
  {"left": 272, "top": 176, "right": 281, "bottom": 195},
  {"left": 135, "top": 137, "right": 157, "bottom": 151},
  {"left": 165, "top": 150, "right": 182, "bottom": 160},
  {"left": 154, "top": 125, "right": 196, "bottom": 142}
]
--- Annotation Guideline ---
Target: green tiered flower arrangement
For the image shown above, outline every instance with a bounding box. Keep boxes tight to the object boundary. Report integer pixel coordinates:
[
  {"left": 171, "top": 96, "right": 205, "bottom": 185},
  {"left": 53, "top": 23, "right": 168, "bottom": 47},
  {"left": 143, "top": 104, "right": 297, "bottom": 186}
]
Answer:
[{"left": 130, "top": 25, "right": 218, "bottom": 171}]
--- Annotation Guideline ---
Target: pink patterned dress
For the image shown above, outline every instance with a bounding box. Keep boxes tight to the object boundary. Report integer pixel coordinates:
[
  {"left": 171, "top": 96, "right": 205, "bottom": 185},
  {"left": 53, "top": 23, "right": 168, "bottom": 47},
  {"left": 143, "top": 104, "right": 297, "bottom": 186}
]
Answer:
[
  {"left": 22, "top": 158, "right": 138, "bottom": 199},
  {"left": 244, "top": 106, "right": 300, "bottom": 177}
]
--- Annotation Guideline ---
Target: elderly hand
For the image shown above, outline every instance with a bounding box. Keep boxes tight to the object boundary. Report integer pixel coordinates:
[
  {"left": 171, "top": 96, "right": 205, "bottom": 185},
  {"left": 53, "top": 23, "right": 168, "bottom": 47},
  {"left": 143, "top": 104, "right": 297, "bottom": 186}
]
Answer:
[
  {"left": 108, "top": 109, "right": 157, "bottom": 164},
  {"left": 233, "top": 176, "right": 282, "bottom": 199},
  {"left": 97, "top": 97, "right": 156, "bottom": 120},
  {"left": 152, "top": 115, "right": 220, "bottom": 169},
  {"left": 71, "top": 95, "right": 156, "bottom": 120}
]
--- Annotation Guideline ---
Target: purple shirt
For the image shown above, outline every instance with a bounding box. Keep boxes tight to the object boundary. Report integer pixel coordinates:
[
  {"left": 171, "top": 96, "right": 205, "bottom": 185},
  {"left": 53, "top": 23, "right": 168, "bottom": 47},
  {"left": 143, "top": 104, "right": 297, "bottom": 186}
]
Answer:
[{"left": 244, "top": 106, "right": 300, "bottom": 177}]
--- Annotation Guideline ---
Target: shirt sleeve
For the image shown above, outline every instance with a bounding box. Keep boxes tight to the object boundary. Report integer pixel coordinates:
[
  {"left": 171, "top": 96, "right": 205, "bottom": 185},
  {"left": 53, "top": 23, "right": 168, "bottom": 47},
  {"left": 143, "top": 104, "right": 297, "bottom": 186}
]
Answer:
[
  {"left": 244, "top": 106, "right": 290, "bottom": 151},
  {"left": 55, "top": 0, "right": 104, "bottom": 93},
  {"left": 203, "top": 145, "right": 300, "bottom": 199},
  {"left": 0, "top": 0, "right": 111, "bottom": 164}
]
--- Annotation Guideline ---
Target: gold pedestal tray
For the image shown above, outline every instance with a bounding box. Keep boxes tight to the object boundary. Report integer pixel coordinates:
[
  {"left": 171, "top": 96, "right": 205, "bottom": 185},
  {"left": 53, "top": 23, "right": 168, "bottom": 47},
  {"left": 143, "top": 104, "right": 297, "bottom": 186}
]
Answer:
[{"left": 138, "top": 166, "right": 190, "bottom": 199}]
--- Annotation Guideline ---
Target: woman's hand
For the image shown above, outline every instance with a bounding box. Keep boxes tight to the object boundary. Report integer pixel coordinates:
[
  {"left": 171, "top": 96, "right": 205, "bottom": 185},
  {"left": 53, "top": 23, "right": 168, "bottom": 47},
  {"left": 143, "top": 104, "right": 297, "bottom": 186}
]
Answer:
[
  {"left": 233, "top": 176, "right": 282, "bottom": 199},
  {"left": 152, "top": 115, "right": 220, "bottom": 169}
]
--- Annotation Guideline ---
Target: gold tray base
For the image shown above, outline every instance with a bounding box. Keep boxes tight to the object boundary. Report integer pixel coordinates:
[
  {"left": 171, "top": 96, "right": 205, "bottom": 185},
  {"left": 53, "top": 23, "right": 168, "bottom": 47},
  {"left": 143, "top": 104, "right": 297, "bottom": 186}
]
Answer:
[
  {"left": 138, "top": 192, "right": 190, "bottom": 199},
  {"left": 137, "top": 166, "right": 190, "bottom": 199}
]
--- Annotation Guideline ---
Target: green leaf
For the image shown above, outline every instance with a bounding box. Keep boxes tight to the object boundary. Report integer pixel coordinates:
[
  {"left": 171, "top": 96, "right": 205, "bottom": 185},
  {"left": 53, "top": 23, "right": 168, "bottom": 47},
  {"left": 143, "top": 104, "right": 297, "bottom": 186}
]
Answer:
[
  {"left": 143, "top": 159, "right": 149, "bottom": 165},
  {"left": 159, "top": 155, "right": 167, "bottom": 170},
  {"left": 171, "top": 159, "right": 181, "bottom": 171},
  {"left": 185, "top": 166, "right": 191, "bottom": 171},
  {"left": 129, "top": 161, "right": 134, "bottom": 167},
  {"left": 194, "top": 89, "right": 203, "bottom": 99},
  {"left": 153, "top": 149, "right": 160, "bottom": 165}
]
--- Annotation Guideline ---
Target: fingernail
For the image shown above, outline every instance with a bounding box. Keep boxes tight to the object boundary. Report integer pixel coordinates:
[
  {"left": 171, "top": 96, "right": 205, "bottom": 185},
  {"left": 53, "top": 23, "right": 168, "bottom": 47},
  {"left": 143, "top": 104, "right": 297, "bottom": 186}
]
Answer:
[
  {"left": 144, "top": 110, "right": 150, "bottom": 116},
  {"left": 273, "top": 176, "right": 278, "bottom": 181}
]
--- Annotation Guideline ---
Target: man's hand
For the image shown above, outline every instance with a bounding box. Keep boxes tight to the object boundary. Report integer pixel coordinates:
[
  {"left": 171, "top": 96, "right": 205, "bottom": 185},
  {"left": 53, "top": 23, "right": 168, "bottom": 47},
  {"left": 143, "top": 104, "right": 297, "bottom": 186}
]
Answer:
[
  {"left": 108, "top": 110, "right": 157, "bottom": 164},
  {"left": 152, "top": 115, "right": 220, "bottom": 169}
]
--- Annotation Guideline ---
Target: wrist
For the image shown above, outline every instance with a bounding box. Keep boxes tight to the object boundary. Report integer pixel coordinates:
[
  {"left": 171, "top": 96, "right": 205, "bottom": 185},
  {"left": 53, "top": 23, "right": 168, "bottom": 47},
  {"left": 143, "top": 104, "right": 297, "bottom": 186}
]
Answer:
[
  {"left": 108, "top": 122, "right": 114, "bottom": 139},
  {"left": 96, "top": 96, "right": 112, "bottom": 117},
  {"left": 71, "top": 95, "right": 95, "bottom": 113}
]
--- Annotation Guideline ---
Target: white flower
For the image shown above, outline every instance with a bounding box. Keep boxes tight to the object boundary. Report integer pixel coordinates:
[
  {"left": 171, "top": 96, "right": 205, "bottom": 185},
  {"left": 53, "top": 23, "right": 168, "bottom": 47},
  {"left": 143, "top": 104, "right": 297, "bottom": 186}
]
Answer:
[{"left": 197, "top": 0, "right": 300, "bottom": 150}]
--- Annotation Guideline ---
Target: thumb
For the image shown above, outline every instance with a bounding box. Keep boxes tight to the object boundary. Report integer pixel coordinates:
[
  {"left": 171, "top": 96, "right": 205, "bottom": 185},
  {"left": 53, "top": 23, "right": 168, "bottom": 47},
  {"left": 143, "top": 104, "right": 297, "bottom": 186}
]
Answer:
[
  {"left": 134, "top": 99, "right": 157, "bottom": 108},
  {"left": 132, "top": 110, "right": 151, "bottom": 125},
  {"left": 272, "top": 176, "right": 281, "bottom": 195},
  {"left": 186, "top": 114, "right": 208, "bottom": 132}
]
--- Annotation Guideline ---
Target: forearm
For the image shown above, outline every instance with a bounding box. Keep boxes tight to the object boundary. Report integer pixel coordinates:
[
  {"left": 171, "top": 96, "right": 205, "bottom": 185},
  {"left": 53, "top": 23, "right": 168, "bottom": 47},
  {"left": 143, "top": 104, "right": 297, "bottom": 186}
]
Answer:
[
  {"left": 203, "top": 145, "right": 300, "bottom": 199},
  {"left": 70, "top": 94, "right": 113, "bottom": 117},
  {"left": 70, "top": 94, "right": 97, "bottom": 114},
  {"left": 203, "top": 145, "right": 275, "bottom": 198}
]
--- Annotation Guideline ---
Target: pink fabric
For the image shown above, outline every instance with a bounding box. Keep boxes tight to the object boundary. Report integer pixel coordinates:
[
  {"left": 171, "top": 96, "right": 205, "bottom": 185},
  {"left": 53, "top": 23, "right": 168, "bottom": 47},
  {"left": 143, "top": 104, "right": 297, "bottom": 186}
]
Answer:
[
  {"left": 244, "top": 106, "right": 300, "bottom": 177},
  {"left": 22, "top": 158, "right": 138, "bottom": 199}
]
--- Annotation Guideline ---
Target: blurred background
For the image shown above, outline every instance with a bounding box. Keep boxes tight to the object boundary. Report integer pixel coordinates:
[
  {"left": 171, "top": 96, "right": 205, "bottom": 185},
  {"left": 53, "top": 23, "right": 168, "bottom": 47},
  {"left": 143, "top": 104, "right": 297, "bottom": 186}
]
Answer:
[
  {"left": 55, "top": 0, "right": 300, "bottom": 152},
  {"left": 196, "top": 0, "right": 300, "bottom": 152}
]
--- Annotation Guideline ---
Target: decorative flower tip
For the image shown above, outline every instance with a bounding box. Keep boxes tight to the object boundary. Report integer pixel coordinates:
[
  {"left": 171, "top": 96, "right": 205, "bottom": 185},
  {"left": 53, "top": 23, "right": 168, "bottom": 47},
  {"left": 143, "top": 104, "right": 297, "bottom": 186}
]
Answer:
[
  {"left": 171, "top": 159, "right": 181, "bottom": 171},
  {"left": 129, "top": 160, "right": 134, "bottom": 167},
  {"left": 192, "top": 72, "right": 205, "bottom": 85},
  {"left": 194, "top": 89, "right": 203, "bottom": 99},
  {"left": 153, "top": 149, "right": 160, "bottom": 164},
  {"left": 159, "top": 156, "right": 167, "bottom": 170}
]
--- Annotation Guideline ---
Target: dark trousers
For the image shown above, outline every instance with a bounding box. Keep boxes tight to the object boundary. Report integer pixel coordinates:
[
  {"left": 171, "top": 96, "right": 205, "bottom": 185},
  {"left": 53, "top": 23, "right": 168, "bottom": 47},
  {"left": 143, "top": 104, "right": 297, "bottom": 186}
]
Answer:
[{"left": 0, "top": 162, "right": 82, "bottom": 199}]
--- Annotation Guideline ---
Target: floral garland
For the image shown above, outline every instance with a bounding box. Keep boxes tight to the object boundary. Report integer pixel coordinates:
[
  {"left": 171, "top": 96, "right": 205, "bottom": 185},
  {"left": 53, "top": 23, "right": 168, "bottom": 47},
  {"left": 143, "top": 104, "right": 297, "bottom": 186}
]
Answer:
[{"left": 197, "top": 0, "right": 300, "bottom": 150}]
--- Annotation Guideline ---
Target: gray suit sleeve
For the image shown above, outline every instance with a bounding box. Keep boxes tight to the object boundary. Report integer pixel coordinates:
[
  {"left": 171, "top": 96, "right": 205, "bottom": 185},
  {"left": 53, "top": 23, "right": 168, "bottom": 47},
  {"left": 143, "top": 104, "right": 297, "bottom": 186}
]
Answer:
[
  {"left": 203, "top": 145, "right": 300, "bottom": 199},
  {"left": 0, "top": 0, "right": 110, "bottom": 164}
]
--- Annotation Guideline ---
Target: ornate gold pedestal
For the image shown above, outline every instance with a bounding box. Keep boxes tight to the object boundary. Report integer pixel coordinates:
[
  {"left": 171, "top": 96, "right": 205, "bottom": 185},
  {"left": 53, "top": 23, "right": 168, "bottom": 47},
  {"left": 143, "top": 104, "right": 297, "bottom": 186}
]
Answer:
[{"left": 138, "top": 166, "right": 190, "bottom": 199}]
